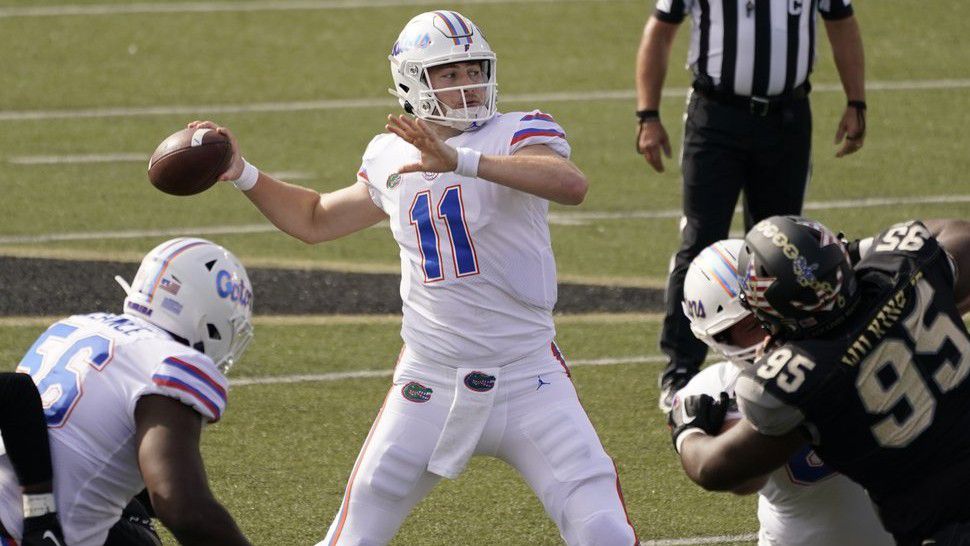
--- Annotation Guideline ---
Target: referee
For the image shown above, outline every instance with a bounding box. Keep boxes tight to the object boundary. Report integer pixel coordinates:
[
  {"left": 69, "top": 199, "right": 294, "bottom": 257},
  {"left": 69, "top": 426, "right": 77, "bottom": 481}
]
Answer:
[{"left": 636, "top": 0, "right": 866, "bottom": 411}]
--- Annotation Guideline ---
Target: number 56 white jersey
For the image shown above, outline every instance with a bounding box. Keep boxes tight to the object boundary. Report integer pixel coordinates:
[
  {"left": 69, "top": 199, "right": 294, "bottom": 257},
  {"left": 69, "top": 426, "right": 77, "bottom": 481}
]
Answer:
[
  {"left": 0, "top": 312, "right": 228, "bottom": 546},
  {"left": 358, "top": 111, "right": 571, "bottom": 368}
]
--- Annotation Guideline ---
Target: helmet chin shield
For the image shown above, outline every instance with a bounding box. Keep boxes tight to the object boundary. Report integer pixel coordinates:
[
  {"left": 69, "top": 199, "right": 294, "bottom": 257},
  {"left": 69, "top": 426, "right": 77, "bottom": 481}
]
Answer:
[
  {"left": 389, "top": 11, "right": 498, "bottom": 132},
  {"left": 682, "top": 239, "right": 760, "bottom": 367},
  {"left": 116, "top": 238, "right": 254, "bottom": 373}
]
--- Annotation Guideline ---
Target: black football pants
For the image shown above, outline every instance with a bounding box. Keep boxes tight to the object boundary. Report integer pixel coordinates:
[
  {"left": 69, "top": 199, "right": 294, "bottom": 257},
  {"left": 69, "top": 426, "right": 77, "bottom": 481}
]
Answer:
[{"left": 659, "top": 92, "right": 812, "bottom": 382}]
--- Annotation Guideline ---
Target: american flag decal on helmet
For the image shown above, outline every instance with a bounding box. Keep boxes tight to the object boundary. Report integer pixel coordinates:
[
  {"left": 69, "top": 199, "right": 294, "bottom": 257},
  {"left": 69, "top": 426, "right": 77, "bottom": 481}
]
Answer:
[{"left": 742, "top": 258, "right": 782, "bottom": 317}]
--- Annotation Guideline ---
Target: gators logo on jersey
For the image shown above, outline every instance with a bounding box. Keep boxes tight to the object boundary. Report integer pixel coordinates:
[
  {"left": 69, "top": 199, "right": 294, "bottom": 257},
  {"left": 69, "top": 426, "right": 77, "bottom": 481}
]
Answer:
[
  {"left": 463, "top": 371, "right": 495, "bottom": 392},
  {"left": 402, "top": 381, "right": 433, "bottom": 403}
]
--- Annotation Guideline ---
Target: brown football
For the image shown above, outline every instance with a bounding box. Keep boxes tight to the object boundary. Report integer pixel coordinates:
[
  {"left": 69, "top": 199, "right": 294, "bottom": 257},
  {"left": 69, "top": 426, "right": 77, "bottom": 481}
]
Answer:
[{"left": 147, "top": 127, "right": 232, "bottom": 196}]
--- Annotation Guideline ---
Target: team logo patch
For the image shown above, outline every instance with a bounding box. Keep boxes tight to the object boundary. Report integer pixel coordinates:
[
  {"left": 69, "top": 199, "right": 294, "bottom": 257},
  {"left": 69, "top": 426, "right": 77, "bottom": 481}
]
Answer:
[
  {"left": 386, "top": 173, "right": 402, "bottom": 189},
  {"left": 463, "top": 371, "right": 495, "bottom": 392},
  {"left": 402, "top": 381, "right": 433, "bottom": 403}
]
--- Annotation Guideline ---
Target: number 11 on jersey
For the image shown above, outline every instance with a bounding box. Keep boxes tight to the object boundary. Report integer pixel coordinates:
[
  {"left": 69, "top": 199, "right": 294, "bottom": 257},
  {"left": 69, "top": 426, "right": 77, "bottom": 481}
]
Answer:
[{"left": 409, "top": 184, "right": 479, "bottom": 282}]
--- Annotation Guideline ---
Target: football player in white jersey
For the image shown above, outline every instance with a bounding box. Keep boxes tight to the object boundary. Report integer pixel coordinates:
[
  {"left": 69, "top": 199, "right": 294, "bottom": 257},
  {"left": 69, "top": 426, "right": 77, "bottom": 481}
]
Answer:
[
  {"left": 672, "top": 239, "right": 892, "bottom": 545},
  {"left": 187, "top": 10, "right": 639, "bottom": 546},
  {"left": 0, "top": 238, "right": 256, "bottom": 546}
]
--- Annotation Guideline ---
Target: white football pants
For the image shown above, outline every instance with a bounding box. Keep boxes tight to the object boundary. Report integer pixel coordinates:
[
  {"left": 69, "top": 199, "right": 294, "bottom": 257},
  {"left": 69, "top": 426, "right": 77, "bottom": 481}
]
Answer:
[{"left": 317, "top": 343, "right": 638, "bottom": 546}]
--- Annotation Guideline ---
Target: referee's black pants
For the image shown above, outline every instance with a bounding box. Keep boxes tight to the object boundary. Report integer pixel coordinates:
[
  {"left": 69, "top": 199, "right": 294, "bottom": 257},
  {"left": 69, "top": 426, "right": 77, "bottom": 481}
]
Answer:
[{"left": 659, "top": 91, "right": 812, "bottom": 382}]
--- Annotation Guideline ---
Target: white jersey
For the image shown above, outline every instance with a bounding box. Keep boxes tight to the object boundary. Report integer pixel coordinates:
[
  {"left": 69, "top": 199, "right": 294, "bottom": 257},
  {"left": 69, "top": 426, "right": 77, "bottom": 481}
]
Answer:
[
  {"left": 674, "top": 363, "right": 892, "bottom": 546},
  {"left": 359, "top": 111, "right": 570, "bottom": 367},
  {"left": 0, "top": 313, "right": 228, "bottom": 546}
]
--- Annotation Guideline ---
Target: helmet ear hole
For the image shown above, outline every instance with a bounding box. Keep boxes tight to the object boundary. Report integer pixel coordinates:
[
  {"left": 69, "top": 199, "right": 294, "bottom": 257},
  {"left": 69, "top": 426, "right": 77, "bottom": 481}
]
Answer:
[
  {"left": 207, "top": 323, "right": 222, "bottom": 340},
  {"left": 192, "top": 341, "right": 205, "bottom": 354}
]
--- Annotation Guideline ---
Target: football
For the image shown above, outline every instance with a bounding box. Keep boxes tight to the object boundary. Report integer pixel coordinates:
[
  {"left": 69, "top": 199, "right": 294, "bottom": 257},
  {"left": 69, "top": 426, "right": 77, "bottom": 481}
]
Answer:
[{"left": 147, "top": 127, "right": 232, "bottom": 196}]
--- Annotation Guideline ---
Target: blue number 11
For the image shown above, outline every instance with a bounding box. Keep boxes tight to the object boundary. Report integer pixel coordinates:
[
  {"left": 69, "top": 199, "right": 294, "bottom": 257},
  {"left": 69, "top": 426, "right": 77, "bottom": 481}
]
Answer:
[{"left": 409, "top": 185, "right": 479, "bottom": 282}]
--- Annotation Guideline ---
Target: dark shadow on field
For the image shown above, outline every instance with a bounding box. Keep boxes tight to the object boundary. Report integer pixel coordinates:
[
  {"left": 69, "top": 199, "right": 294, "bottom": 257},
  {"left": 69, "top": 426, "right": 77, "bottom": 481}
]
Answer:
[{"left": 0, "top": 257, "right": 663, "bottom": 316}]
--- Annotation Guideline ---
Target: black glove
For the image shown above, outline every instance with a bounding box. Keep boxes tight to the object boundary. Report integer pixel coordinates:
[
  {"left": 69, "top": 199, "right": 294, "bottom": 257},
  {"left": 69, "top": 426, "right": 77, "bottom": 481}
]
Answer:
[
  {"left": 21, "top": 512, "right": 65, "bottom": 546},
  {"left": 668, "top": 392, "right": 731, "bottom": 453}
]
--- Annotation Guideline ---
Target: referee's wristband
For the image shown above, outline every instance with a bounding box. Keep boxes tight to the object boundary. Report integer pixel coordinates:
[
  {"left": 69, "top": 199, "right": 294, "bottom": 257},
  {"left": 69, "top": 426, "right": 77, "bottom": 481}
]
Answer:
[
  {"left": 847, "top": 100, "right": 867, "bottom": 110},
  {"left": 636, "top": 109, "right": 660, "bottom": 123},
  {"left": 232, "top": 159, "right": 260, "bottom": 191}
]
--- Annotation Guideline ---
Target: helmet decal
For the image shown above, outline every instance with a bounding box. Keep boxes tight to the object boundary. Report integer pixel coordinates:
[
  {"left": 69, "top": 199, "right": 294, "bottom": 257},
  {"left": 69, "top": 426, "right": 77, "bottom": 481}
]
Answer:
[
  {"left": 433, "top": 11, "right": 474, "bottom": 47},
  {"left": 741, "top": 256, "right": 782, "bottom": 318}
]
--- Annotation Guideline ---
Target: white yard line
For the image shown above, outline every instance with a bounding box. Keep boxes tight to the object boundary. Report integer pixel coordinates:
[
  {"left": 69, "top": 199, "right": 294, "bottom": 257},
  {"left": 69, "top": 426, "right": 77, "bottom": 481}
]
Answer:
[
  {"left": 8, "top": 153, "right": 147, "bottom": 165},
  {"left": 3, "top": 79, "right": 970, "bottom": 122},
  {"left": 0, "top": 0, "right": 612, "bottom": 18},
  {"left": 641, "top": 534, "right": 757, "bottom": 546},
  {"left": 0, "top": 193, "right": 966, "bottom": 245}
]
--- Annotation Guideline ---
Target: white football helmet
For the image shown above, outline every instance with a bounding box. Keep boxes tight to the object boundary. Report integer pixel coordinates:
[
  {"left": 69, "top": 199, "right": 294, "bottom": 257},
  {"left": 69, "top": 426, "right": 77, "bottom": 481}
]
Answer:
[
  {"left": 682, "top": 239, "right": 758, "bottom": 365},
  {"left": 116, "top": 238, "right": 254, "bottom": 373},
  {"left": 389, "top": 11, "right": 497, "bottom": 131}
]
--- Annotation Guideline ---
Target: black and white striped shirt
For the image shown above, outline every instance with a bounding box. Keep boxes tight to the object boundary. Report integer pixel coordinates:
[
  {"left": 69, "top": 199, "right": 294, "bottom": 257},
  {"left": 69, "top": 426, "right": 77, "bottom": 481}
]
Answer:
[{"left": 655, "top": 0, "right": 854, "bottom": 97}]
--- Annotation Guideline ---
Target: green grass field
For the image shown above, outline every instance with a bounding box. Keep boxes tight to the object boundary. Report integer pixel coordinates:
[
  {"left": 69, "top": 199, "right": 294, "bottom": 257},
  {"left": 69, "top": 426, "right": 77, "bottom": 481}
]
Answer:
[{"left": 1, "top": 0, "right": 969, "bottom": 543}]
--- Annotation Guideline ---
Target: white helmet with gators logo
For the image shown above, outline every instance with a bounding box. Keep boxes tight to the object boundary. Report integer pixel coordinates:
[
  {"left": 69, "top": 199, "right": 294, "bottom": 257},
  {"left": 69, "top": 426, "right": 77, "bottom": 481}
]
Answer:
[
  {"left": 682, "top": 239, "right": 758, "bottom": 365},
  {"left": 116, "top": 238, "right": 254, "bottom": 373},
  {"left": 389, "top": 10, "right": 497, "bottom": 131}
]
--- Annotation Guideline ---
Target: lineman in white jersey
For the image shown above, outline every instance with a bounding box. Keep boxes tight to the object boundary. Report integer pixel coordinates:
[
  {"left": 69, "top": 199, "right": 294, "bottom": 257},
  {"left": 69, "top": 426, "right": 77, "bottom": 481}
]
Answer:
[
  {"left": 671, "top": 240, "right": 891, "bottom": 546},
  {"left": 188, "top": 10, "right": 638, "bottom": 545},
  {"left": 0, "top": 238, "right": 255, "bottom": 546}
]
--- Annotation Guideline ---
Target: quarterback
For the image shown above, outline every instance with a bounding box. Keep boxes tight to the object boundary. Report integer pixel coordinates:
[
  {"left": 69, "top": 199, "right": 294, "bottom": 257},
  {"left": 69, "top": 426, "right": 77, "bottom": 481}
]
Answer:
[
  {"left": 0, "top": 238, "right": 255, "bottom": 546},
  {"left": 190, "top": 10, "right": 638, "bottom": 546},
  {"left": 672, "top": 239, "right": 891, "bottom": 545}
]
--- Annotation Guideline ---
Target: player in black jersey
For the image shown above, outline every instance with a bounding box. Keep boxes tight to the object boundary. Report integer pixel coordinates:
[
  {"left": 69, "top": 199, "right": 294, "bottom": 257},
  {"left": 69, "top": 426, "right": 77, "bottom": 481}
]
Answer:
[{"left": 668, "top": 216, "right": 970, "bottom": 546}]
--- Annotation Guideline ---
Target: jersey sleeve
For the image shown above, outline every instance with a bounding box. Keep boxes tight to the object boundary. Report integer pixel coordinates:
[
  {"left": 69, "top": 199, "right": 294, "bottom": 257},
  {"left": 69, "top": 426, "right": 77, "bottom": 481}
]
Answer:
[
  {"left": 654, "top": 0, "right": 692, "bottom": 24},
  {"left": 735, "top": 372, "right": 807, "bottom": 437},
  {"left": 509, "top": 111, "right": 571, "bottom": 158},
  {"left": 861, "top": 220, "right": 956, "bottom": 287},
  {"left": 146, "top": 354, "right": 228, "bottom": 423},
  {"left": 818, "top": 0, "right": 854, "bottom": 20}
]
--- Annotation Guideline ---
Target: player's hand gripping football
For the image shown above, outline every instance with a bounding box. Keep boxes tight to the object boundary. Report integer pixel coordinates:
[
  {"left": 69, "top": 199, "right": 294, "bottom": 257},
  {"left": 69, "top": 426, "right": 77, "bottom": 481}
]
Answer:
[
  {"left": 186, "top": 120, "right": 245, "bottom": 181},
  {"left": 668, "top": 392, "right": 731, "bottom": 452},
  {"left": 386, "top": 115, "right": 459, "bottom": 174},
  {"left": 21, "top": 512, "right": 65, "bottom": 546}
]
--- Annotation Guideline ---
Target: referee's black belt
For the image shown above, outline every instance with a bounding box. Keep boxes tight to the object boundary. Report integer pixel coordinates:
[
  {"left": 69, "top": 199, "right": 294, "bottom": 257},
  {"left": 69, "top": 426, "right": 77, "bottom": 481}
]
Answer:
[{"left": 692, "top": 81, "right": 810, "bottom": 116}]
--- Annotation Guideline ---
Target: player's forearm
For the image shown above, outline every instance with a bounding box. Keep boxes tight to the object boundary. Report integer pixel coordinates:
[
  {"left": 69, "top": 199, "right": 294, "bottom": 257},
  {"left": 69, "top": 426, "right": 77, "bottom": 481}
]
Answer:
[
  {"left": 636, "top": 16, "right": 678, "bottom": 110},
  {"left": 679, "top": 433, "right": 753, "bottom": 491},
  {"left": 477, "top": 153, "right": 587, "bottom": 205},
  {"left": 925, "top": 219, "right": 970, "bottom": 314},
  {"left": 0, "top": 373, "right": 53, "bottom": 489},
  {"left": 161, "top": 500, "right": 252, "bottom": 546},
  {"left": 825, "top": 16, "right": 866, "bottom": 102}
]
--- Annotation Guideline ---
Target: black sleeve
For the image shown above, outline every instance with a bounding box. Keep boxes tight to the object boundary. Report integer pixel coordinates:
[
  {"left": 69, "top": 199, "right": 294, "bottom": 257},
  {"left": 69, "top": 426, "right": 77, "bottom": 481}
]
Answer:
[
  {"left": 654, "top": 0, "right": 688, "bottom": 24},
  {"left": 0, "top": 372, "right": 53, "bottom": 487},
  {"left": 819, "top": 0, "right": 854, "bottom": 21},
  {"left": 654, "top": 8, "right": 686, "bottom": 24}
]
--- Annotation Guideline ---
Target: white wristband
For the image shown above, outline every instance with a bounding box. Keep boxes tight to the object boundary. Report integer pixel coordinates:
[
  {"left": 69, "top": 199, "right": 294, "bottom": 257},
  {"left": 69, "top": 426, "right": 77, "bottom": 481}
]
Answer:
[
  {"left": 23, "top": 493, "right": 56, "bottom": 518},
  {"left": 454, "top": 147, "right": 482, "bottom": 178},
  {"left": 674, "top": 427, "right": 708, "bottom": 455},
  {"left": 232, "top": 159, "right": 259, "bottom": 191}
]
